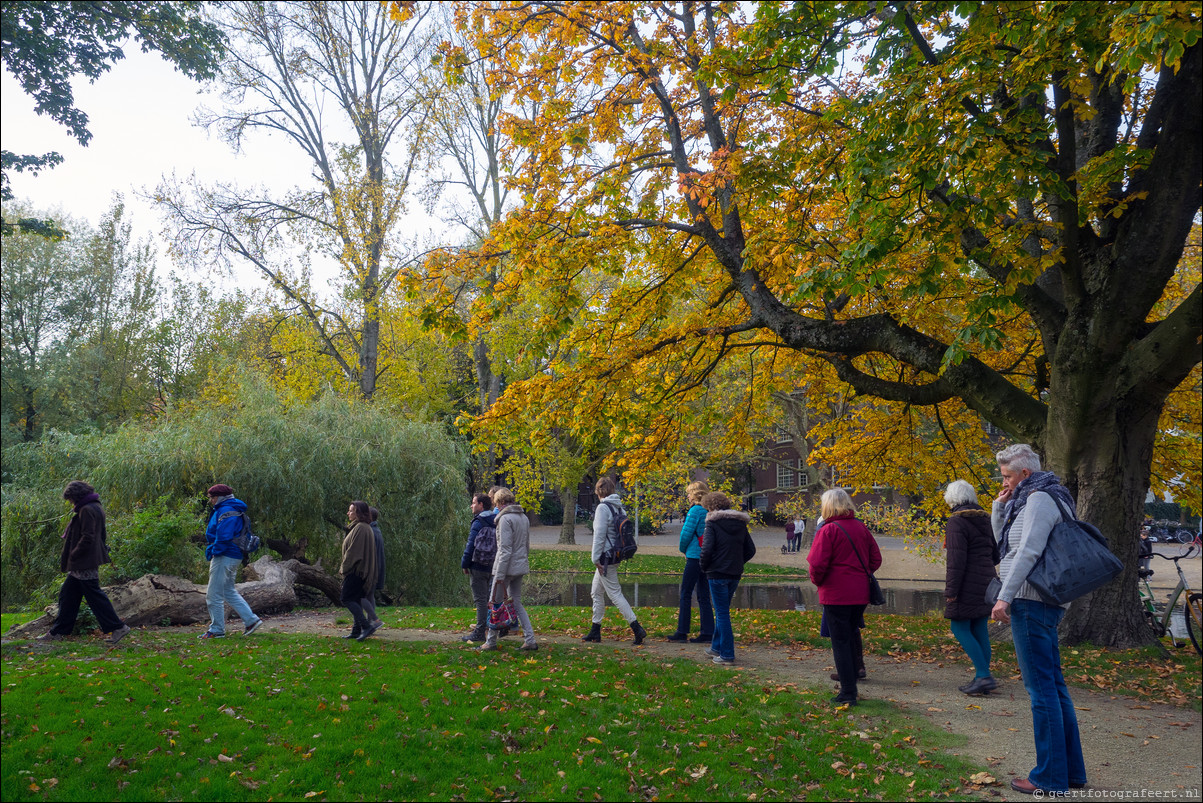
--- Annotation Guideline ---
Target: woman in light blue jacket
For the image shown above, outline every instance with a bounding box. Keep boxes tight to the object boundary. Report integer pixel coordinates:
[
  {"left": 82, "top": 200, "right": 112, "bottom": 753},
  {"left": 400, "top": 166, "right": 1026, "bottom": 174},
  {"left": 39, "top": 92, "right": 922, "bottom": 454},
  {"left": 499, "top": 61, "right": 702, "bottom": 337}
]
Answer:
[{"left": 666, "top": 480, "right": 714, "bottom": 642}]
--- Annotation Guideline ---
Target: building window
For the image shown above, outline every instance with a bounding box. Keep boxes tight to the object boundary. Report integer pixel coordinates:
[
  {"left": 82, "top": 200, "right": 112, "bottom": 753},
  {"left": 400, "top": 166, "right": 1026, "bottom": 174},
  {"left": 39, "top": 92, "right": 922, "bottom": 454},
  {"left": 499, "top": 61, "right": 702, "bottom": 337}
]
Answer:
[
  {"left": 777, "top": 462, "right": 796, "bottom": 489},
  {"left": 775, "top": 427, "right": 793, "bottom": 444}
]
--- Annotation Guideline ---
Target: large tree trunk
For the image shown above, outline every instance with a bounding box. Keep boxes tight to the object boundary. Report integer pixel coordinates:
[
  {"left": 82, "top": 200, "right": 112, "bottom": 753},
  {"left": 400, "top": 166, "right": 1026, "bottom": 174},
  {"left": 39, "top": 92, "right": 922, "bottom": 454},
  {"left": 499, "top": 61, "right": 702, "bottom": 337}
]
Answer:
[
  {"left": 5, "top": 556, "right": 344, "bottom": 638},
  {"left": 472, "top": 336, "right": 502, "bottom": 486},
  {"left": 1046, "top": 365, "right": 1163, "bottom": 648},
  {"left": 558, "top": 484, "right": 577, "bottom": 545}
]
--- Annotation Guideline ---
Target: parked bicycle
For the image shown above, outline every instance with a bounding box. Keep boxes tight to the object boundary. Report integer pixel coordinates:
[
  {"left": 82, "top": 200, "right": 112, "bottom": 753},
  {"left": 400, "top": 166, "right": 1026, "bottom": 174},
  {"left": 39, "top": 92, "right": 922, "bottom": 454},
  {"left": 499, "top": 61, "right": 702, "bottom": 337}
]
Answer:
[{"left": 1137, "top": 545, "right": 1201, "bottom": 654}]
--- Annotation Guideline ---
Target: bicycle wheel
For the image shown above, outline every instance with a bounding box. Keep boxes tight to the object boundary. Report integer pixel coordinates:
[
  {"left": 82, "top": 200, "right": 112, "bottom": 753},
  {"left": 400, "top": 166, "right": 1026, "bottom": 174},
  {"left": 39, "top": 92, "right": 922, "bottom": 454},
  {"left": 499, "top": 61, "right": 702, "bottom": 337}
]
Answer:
[
  {"left": 1185, "top": 593, "right": 1202, "bottom": 655},
  {"left": 1176, "top": 529, "right": 1194, "bottom": 545}
]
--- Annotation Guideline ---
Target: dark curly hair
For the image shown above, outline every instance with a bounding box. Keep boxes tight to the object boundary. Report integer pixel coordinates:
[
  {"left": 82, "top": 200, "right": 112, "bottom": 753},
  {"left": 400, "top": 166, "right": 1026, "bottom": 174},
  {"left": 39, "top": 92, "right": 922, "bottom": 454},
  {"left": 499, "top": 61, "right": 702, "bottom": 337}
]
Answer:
[{"left": 62, "top": 481, "right": 95, "bottom": 503}]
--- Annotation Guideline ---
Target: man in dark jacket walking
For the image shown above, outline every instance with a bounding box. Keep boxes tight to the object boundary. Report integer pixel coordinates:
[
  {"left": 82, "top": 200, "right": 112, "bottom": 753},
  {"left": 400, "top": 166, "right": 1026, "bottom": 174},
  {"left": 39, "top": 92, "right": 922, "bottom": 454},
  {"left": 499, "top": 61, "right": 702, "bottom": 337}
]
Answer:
[
  {"left": 461, "top": 493, "right": 496, "bottom": 642},
  {"left": 360, "top": 507, "right": 386, "bottom": 634},
  {"left": 41, "top": 481, "right": 130, "bottom": 644}
]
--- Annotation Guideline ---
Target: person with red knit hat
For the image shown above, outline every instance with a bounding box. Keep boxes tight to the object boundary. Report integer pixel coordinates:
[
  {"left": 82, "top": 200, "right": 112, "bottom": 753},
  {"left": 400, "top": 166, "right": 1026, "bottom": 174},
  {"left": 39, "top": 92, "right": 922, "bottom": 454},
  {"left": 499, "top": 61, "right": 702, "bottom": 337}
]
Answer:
[{"left": 199, "top": 484, "right": 263, "bottom": 639}]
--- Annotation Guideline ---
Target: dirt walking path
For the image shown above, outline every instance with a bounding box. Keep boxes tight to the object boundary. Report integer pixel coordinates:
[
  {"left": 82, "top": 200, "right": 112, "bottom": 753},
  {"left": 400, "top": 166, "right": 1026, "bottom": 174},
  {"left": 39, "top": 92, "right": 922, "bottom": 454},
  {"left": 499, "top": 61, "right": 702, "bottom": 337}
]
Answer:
[{"left": 249, "top": 610, "right": 1202, "bottom": 801}]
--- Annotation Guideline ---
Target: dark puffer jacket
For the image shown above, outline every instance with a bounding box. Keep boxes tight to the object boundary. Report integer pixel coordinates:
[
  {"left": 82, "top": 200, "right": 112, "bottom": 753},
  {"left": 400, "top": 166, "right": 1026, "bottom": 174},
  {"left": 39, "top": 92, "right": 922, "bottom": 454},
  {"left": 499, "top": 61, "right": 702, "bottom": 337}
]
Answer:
[
  {"left": 699, "top": 509, "right": 756, "bottom": 579},
  {"left": 943, "top": 504, "right": 999, "bottom": 620}
]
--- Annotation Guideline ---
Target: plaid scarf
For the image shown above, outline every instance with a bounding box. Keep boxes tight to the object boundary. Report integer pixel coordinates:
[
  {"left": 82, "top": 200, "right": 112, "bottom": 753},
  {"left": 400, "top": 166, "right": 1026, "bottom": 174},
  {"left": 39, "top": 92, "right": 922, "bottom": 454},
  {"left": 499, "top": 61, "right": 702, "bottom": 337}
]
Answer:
[{"left": 1000, "top": 470, "right": 1075, "bottom": 555}]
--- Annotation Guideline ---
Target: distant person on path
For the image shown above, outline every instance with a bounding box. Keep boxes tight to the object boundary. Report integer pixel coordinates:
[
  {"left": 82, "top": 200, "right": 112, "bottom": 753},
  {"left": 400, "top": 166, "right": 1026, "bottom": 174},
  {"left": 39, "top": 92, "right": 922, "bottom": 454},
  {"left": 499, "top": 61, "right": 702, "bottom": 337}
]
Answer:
[
  {"left": 461, "top": 493, "right": 497, "bottom": 643},
  {"left": 361, "top": 506, "right": 385, "bottom": 633},
  {"left": 200, "top": 484, "right": 263, "bottom": 640},
  {"left": 698, "top": 491, "right": 756, "bottom": 665},
  {"left": 581, "top": 477, "right": 647, "bottom": 645},
  {"left": 990, "top": 444, "right": 1086, "bottom": 796},
  {"left": 480, "top": 487, "right": 537, "bottom": 652},
  {"left": 666, "top": 480, "right": 713, "bottom": 643},
  {"left": 808, "top": 488, "right": 881, "bottom": 706},
  {"left": 40, "top": 481, "right": 130, "bottom": 644},
  {"left": 783, "top": 520, "right": 795, "bottom": 554},
  {"left": 1138, "top": 525, "right": 1153, "bottom": 572},
  {"left": 942, "top": 480, "right": 999, "bottom": 696},
  {"left": 340, "top": 500, "right": 380, "bottom": 641}
]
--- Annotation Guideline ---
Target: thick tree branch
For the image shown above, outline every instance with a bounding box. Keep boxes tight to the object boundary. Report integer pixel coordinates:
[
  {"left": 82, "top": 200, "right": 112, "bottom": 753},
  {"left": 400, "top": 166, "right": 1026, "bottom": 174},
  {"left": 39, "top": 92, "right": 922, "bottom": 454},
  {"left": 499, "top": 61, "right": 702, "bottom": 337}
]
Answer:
[{"left": 1118, "top": 283, "right": 1203, "bottom": 402}]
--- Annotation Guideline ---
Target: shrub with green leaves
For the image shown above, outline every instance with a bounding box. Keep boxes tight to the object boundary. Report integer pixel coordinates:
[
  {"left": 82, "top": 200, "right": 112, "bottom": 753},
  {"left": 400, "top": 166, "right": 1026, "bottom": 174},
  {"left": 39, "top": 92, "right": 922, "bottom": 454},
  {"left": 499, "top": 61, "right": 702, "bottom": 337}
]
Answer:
[
  {"left": 103, "top": 496, "right": 207, "bottom": 584},
  {"left": 2, "top": 372, "right": 469, "bottom": 608},
  {"left": 0, "top": 484, "right": 70, "bottom": 609}
]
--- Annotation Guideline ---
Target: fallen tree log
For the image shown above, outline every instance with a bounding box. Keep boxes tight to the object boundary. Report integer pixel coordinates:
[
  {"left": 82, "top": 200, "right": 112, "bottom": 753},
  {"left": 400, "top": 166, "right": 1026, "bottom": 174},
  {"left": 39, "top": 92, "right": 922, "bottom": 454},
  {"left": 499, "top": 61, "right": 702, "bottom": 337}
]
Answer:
[
  {"left": 278, "top": 558, "right": 342, "bottom": 605},
  {"left": 6, "top": 555, "right": 311, "bottom": 638}
]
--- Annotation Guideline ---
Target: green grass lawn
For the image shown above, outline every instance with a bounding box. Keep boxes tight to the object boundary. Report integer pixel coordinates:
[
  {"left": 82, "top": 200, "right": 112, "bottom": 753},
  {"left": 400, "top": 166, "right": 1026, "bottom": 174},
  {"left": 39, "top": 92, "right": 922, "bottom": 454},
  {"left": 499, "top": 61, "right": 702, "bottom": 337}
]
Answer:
[
  {"left": 2, "top": 631, "right": 981, "bottom": 802},
  {"left": 527, "top": 551, "right": 804, "bottom": 578}
]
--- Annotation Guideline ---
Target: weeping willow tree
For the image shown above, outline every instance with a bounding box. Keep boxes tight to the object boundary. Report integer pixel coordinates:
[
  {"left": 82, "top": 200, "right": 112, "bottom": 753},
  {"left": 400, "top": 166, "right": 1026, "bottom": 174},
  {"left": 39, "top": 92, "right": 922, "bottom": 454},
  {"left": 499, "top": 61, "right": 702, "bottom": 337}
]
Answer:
[{"left": 1, "top": 373, "right": 468, "bottom": 606}]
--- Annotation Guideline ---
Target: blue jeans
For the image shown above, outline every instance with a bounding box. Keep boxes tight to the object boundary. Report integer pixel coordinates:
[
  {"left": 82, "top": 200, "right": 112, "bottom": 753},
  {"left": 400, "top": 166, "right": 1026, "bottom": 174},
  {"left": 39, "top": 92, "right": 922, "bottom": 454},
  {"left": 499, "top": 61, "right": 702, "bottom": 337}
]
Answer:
[
  {"left": 708, "top": 577, "right": 740, "bottom": 660},
  {"left": 949, "top": 617, "right": 992, "bottom": 679},
  {"left": 206, "top": 554, "right": 258, "bottom": 635},
  {"left": 676, "top": 558, "right": 714, "bottom": 636},
  {"left": 1009, "top": 599, "right": 1086, "bottom": 792}
]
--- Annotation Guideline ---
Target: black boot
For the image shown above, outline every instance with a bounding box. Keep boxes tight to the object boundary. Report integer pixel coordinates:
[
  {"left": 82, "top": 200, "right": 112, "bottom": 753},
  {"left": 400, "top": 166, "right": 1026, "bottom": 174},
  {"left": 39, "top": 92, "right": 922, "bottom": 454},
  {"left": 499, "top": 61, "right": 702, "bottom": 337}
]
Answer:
[
  {"left": 582, "top": 623, "right": 602, "bottom": 642},
  {"left": 630, "top": 620, "right": 647, "bottom": 645}
]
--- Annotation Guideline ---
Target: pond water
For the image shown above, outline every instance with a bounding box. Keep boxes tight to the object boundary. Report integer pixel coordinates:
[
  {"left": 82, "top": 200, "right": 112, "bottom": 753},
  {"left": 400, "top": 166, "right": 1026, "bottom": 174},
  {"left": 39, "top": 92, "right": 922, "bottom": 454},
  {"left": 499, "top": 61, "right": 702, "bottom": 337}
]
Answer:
[{"left": 527, "top": 573, "right": 947, "bottom": 617}]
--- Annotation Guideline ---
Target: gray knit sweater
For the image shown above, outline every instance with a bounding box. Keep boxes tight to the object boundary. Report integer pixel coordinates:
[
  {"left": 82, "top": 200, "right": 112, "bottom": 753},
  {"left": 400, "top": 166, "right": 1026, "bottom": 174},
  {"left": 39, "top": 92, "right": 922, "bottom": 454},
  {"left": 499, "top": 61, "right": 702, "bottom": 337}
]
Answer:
[{"left": 991, "top": 492, "right": 1069, "bottom": 608}]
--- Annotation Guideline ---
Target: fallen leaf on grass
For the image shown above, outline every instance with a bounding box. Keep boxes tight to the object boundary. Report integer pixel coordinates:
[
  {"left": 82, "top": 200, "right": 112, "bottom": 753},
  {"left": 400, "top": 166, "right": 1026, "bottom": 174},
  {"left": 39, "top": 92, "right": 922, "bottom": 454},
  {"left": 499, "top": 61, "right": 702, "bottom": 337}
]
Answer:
[
  {"left": 218, "top": 754, "right": 234, "bottom": 762},
  {"left": 968, "top": 772, "right": 997, "bottom": 785}
]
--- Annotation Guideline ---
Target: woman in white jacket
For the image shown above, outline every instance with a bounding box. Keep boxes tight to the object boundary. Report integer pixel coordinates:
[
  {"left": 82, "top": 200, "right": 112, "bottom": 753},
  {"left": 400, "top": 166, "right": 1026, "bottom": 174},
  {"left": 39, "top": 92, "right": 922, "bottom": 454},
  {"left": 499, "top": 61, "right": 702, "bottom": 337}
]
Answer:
[
  {"left": 581, "top": 477, "right": 647, "bottom": 645},
  {"left": 481, "top": 487, "right": 537, "bottom": 652}
]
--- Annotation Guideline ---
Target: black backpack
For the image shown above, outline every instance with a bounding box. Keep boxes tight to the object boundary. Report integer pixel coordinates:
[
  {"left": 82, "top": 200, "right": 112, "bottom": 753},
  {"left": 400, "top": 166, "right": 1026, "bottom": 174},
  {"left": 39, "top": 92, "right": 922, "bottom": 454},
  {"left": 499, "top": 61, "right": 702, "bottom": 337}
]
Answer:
[
  {"left": 472, "top": 520, "right": 498, "bottom": 566},
  {"left": 600, "top": 502, "right": 638, "bottom": 565},
  {"left": 217, "top": 510, "right": 262, "bottom": 561}
]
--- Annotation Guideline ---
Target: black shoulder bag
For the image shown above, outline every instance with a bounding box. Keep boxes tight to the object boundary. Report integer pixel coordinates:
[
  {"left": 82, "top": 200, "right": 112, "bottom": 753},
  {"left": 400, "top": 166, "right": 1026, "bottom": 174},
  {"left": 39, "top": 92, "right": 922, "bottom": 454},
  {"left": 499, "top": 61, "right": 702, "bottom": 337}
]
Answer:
[{"left": 833, "top": 522, "right": 886, "bottom": 606}]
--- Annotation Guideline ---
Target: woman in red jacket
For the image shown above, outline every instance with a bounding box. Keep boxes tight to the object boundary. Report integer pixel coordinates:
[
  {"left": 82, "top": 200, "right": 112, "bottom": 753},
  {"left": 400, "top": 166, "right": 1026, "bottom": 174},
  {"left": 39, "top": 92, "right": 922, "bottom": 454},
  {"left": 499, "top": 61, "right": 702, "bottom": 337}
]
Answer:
[{"left": 807, "top": 488, "right": 882, "bottom": 706}]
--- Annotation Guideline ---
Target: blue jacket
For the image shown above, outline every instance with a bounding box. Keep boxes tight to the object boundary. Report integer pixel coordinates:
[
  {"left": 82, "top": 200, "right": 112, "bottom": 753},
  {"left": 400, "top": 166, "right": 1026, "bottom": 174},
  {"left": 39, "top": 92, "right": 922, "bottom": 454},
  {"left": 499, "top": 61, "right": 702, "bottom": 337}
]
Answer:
[
  {"left": 462, "top": 509, "right": 496, "bottom": 572},
  {"left": 206, "top": 496, "right": 249, "bottom": 561},
  {"left": 679, "top": 503, "right": 706, "bottom": 559}
]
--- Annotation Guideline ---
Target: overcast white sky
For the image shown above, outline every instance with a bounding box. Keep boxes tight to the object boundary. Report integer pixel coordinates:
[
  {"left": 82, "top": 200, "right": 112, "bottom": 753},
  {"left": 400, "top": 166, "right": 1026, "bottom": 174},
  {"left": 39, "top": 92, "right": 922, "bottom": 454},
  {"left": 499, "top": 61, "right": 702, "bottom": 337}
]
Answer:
[{"left": 1, "top": 46, "right": 446, "bottom": 292}]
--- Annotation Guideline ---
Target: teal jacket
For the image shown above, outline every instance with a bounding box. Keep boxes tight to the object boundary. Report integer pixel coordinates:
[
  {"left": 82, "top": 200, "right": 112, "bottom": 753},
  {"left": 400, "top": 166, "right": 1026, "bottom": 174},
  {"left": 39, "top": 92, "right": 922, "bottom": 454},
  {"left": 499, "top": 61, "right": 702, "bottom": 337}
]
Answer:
[{"left": 679, "top": 503, "right": 707, "bottom": 559}]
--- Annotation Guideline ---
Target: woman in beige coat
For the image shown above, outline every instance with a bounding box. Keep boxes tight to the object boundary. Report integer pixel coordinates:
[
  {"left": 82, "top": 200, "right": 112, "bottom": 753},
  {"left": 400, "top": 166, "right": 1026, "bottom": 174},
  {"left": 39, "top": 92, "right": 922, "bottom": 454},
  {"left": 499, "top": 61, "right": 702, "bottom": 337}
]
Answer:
[
  {"left": 481, "top": 487, "right": 537, "bottom": 651},
  {"left": 340, "top": 500, "right": 380, "bottom": 641}
]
